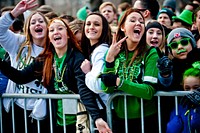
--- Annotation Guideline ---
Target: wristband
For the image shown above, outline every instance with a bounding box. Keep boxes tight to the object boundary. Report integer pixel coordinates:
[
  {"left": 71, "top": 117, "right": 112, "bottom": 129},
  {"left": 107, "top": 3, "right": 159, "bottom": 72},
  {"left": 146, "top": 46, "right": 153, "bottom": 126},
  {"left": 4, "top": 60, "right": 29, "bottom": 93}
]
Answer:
[
  {"left": 105, "top": 61, "right": 114, "bottom": 68},
  {"left": 9, "top": 12, "right": 15, "bottom": 20}
]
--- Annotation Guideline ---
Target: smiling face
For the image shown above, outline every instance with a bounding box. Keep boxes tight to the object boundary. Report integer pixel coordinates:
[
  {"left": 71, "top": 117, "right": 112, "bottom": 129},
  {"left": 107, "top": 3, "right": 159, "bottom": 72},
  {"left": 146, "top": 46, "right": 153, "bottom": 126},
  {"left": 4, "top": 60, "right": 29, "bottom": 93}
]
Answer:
[
  {"left": 84, "top": 14, "right": 103, "bottom": 45},
  {"left": 29, "top": 13, "right": 47, "bottom": 42},
  {"left": 48, "top": 20, "right": 68, "bottom": 50},
  {"left": 146, "top": 28, "right": 163, "bottom": 47},
  {"left": 121, "top": 12, "right": 145, "bottom": 45},
  {"left": 170, "top": 37, "right": 192, "bottom": 59}
]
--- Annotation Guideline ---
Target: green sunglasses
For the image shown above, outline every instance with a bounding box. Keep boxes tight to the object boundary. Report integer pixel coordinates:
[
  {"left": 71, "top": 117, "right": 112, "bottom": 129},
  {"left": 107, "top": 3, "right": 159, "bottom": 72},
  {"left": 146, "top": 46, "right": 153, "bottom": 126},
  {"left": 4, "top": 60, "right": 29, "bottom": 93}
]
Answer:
[{"left": 168, "top": 38, "right": 191, "bottom": 49}]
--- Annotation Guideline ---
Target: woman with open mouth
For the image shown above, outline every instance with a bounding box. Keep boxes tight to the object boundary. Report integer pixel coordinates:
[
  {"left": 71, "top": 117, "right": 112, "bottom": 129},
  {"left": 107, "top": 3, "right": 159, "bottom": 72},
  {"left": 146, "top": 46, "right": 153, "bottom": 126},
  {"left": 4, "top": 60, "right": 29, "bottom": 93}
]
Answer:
[
  {"left": 99, "top": 8, "right": 159, "bottom": 133},
  {"left": 0, "top": 0, "right": 50, "bottom": 133},
  {"left": 146, "top": 20, "right": 166, "bottom": 52}
]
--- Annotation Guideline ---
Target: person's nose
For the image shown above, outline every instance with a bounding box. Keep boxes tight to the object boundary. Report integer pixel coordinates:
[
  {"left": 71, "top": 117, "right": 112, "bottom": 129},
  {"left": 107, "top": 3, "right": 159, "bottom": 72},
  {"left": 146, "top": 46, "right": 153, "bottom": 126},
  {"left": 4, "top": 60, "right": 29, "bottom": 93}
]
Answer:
[
  {"left": 135, "top": 20, "right": 141, "bottom": 26},
  {"left": 89, "top": 24, "right": 95, "bottom": 29},
  {"left": 152, "top": 32, "right": 158, "bottom": 38},
  {"left": 177, "top": 43, "right": 182, "bottom": 50}
]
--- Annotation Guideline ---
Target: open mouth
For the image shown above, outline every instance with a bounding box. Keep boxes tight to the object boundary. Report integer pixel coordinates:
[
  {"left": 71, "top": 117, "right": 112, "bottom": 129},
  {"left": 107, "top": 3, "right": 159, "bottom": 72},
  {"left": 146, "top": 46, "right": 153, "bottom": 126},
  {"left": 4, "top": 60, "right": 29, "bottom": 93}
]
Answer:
[
  {"left": 54, "top": 36, "right": 61, "bottom": 41},
  {"left": 35, "top": 27, "right": 43, "bottom": 33},
  {"left": 134, "top": 29, "right": 140, "bottom": 34},
  {"left": 133, "top": 29, "right": 141, "bottom": 36},
  {"left": 150, "top": 40, "right": 158, "bottom": 46}
]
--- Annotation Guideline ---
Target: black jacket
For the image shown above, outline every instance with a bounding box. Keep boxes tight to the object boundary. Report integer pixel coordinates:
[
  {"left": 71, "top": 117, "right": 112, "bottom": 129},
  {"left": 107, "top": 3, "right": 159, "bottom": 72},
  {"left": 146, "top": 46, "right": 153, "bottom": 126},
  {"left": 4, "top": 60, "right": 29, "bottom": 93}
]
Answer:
[{"left": 0, "top": 47, "right": 102, "bottom": 122}]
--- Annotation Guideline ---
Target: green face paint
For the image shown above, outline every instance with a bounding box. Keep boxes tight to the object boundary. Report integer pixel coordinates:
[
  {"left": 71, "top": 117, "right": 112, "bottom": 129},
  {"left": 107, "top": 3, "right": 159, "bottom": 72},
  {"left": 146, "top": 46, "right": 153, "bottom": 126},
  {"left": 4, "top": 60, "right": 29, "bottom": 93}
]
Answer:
[{"left": 176, "top": 49, "right": 187, "bottom": 55}]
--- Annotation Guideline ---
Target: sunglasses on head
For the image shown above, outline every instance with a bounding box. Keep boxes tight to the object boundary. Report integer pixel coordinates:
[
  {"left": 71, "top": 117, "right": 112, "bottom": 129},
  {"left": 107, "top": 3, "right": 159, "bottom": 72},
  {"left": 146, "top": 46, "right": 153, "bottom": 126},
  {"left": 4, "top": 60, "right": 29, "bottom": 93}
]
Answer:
[
  {"left": 136, "top": 8, "right": 147, "bottom": 12},
  {"left": 168, "top": 38, "right": 190, "bottom": 49}
]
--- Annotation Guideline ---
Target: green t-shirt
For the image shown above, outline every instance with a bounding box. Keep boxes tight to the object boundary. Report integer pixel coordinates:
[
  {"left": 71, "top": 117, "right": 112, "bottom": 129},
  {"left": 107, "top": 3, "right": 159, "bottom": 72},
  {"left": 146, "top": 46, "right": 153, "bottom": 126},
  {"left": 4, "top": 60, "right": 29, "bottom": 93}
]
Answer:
[
  {"left": 54, "top": 53, "right": 76, "bottom": 126},
  {"left": 57, "top": 95, "right": 76, "bottom": 126}
]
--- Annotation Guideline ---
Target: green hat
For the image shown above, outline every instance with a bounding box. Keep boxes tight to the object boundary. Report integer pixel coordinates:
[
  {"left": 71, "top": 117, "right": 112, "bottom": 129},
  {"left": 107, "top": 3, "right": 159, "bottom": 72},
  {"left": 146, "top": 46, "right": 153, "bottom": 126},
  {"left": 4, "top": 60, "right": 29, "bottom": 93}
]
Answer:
[
  {"left": 172, "top": 9, "right": 193, "bottom": 25},
  {"left": 76, "top": 6, "right": 88, "bottom": 21}
]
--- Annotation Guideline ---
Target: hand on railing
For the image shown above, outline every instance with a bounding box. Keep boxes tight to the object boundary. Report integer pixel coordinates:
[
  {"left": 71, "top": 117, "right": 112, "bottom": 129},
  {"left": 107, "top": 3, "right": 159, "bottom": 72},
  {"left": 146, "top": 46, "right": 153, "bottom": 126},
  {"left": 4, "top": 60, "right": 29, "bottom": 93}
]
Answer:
[
  {"left": 99, "top": 73, "right": 117, "bottom": 87},
  {"left": 95, "top": 118, "right": 112, "bottom": 133},
  {"left": 180, "top": 88, "right": 200, "bottom": 108}
]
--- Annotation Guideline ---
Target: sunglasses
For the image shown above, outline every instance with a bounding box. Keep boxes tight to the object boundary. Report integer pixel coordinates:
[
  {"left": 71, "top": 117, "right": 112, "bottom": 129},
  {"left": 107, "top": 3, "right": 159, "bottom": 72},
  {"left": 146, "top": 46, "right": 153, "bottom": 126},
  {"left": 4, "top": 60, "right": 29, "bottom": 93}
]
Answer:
[
  {"left": 168, "top": 38, "right": 190, "bottom": 49},
  {"left": 136, "top": 8, "right": 147, "bottom": 12}
]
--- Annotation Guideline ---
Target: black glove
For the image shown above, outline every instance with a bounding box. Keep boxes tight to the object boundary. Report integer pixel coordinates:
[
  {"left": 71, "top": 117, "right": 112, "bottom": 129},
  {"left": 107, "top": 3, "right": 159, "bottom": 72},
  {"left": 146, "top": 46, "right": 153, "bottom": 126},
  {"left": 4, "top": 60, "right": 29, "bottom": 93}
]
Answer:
[
  {"left": 156, "top": 46, "right": 173, "bottom": 76},
  {"left": 157, "top": 56, "right": 173, "bottom": 75},
  {"left": 180, "top": 89, "right": 200, "bottom": 108},
  {"left": 99, "top": 73, "right": 117, "bottom": 87}
]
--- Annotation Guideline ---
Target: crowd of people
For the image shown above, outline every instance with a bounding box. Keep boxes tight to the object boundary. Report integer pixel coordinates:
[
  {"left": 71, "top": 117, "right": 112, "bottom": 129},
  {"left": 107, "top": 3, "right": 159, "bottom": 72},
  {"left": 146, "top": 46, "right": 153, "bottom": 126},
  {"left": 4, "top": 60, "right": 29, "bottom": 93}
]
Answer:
[{"left": 0, "top": 0, "right": 200, "bottom": 133}]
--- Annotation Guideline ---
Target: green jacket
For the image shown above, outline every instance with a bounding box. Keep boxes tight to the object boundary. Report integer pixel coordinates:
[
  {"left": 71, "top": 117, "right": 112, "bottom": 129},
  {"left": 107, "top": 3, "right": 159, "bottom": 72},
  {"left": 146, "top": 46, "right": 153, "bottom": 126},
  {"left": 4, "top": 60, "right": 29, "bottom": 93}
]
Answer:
[{"left": 102, "top": 47, "right": 159, "bottom": 118}]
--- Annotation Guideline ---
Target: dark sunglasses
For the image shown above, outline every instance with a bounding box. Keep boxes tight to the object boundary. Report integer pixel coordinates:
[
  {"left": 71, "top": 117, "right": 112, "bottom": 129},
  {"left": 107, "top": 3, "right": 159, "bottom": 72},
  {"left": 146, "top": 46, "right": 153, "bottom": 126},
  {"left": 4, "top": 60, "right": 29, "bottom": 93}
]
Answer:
[
  {"left": 168, "top": 38, "right": 190, "bottom": 49},
  {"left": 136, "top": 8, "right": 147, "bottom": 12}
]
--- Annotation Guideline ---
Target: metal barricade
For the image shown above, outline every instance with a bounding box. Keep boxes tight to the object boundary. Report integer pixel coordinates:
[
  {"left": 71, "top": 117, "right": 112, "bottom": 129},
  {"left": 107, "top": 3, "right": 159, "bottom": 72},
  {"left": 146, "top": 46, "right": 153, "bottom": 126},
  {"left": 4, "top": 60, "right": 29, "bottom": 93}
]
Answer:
[
  {"left": 0, "top": 94, "right": 97, "bottom": 133},
  {"left": 106, "top": 91, "right": 192, "bottom": 133},
  {"left": 0, "top": 91, "right": 194, "bottom": 133}
]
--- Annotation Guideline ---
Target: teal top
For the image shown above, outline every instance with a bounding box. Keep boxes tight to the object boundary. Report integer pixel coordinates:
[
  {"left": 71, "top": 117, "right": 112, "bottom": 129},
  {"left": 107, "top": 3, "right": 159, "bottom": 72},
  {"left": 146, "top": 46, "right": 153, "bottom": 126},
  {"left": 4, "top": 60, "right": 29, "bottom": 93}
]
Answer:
[{"left": 102, "top": 47, "right": 159, "bottom": 119}]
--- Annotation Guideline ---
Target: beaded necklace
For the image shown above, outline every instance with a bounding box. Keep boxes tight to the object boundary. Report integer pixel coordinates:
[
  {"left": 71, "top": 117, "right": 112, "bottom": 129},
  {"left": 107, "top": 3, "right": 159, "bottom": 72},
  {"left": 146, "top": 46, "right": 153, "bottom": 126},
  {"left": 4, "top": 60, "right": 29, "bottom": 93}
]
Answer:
[
  {"left": 117, "top": 51, "right": 142, "bottom": 82},
  {"left": 53, "top": 53, "right": 68, "bottom": 92},
  {"left": 19, "top": 56, "right": 28, "bottom": 67}
]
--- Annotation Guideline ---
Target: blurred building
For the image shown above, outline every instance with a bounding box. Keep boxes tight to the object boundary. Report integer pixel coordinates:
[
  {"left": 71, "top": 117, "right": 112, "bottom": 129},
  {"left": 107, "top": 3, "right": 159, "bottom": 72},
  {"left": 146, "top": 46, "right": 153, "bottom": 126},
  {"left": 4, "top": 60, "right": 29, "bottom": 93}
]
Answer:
[{"left": 1, "top": 0, "right": 167, "bottom": 17}]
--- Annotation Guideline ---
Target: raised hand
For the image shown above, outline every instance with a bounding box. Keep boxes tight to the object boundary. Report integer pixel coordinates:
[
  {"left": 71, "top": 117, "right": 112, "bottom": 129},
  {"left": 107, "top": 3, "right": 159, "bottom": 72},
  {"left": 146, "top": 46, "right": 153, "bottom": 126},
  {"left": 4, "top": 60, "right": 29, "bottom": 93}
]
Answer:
[
  {"left": 156, "top": 46, "right": 173, "bottom": 76},
  {"left": 81, "top": 59, "right": 91, "bottom": 74},
  {"left": 11, "top": 0, "right": 38, "bottom": 18},
  {"left": 106, "top": 33, "right": 128, "bottom": 63}
]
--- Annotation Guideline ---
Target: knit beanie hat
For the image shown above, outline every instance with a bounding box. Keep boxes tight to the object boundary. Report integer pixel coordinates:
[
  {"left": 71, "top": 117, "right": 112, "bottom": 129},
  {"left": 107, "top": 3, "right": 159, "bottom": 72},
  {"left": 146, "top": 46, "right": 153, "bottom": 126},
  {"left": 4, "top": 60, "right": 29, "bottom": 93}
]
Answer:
[
  {"left": 172, "top": 10, "right": 193, "bottom": 25},
  {"left": 76, "top": 6, "right": 88, "bottom": 21},
  {"left": 163, "top": 0, "right": 176, "bottom": 12},
  {"left": 157, "top": 8, "right": 176, "bottom": 21},
  {"left": 146, "top": 21, "right": 163, "bottom": 32},
  {"left": 167, "top": 28, "right": 196, "bottom": 48}
]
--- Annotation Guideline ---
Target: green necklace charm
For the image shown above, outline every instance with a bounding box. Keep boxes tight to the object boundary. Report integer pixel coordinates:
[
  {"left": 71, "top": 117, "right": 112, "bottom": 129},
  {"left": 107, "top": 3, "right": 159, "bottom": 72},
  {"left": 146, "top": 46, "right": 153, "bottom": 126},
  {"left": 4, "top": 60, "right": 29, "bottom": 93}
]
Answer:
[{"left": 53, "top": 53, "right": 68, "bottom": 92}]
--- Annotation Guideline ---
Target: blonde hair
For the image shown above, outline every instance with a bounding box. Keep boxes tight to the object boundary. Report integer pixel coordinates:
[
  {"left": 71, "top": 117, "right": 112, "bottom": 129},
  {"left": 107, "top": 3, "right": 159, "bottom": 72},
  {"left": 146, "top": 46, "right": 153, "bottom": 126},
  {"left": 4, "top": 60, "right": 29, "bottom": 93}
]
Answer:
[
  {"left": 99, "top": 2, "right": 117, "bottom": 13},
  {"left": 16, "top": 11, "right": 49, "bottom": 63}
]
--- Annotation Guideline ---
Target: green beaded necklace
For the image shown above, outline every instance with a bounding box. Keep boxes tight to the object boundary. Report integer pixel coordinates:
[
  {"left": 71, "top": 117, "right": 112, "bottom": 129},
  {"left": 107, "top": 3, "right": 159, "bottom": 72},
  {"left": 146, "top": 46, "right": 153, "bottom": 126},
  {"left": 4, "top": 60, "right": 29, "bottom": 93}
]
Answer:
[{"left": 53, "top": 53, "right": 68, "bottom": 92}]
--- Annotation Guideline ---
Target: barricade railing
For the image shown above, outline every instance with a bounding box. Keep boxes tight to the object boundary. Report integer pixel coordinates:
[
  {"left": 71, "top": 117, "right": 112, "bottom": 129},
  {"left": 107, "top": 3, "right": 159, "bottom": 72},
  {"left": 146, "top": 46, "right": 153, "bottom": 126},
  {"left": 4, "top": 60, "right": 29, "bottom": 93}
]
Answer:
[
  {"left": 0, "top": 91, "right": 192, "bottom": 133},
  {"left": 0, "top": 94, "right": 98, "bottom": 133},
  {"left": 106, "top": 91, "right": 192, "bottom": 133}
]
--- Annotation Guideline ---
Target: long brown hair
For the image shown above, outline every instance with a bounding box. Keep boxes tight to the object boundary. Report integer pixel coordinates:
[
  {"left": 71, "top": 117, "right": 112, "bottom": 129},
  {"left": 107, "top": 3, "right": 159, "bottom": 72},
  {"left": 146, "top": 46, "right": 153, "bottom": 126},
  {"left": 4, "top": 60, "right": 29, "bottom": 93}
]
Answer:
[
  {"left": 80, "top": 12, "right": 112, "bottom": 59},
  {"left": 117, "top": 8, "right": 149, "bottom": 66},
  {"left": 16, "top": 11, "right": 48, "bottom": 63},
  {"left": 39, "top": 17, "right": 81, "bottom": 87}
]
